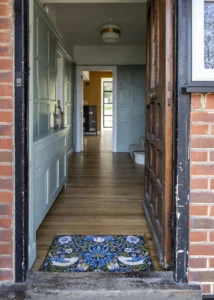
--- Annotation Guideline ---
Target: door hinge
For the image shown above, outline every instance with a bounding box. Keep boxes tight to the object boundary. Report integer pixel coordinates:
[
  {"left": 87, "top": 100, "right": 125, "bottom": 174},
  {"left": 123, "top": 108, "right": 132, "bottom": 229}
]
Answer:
[{"left": 168, "top": 212, "right": 174, "bottom": 231}]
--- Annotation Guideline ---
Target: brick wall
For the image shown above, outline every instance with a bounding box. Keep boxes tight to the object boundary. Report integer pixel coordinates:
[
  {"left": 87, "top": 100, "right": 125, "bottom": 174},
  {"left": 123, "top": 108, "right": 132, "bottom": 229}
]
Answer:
[
  {"left": 189, "top": 93, "right": 214, "bottom": 294},
  {"left": 0, "top": 1, "right": 14, "bottom": 282}
]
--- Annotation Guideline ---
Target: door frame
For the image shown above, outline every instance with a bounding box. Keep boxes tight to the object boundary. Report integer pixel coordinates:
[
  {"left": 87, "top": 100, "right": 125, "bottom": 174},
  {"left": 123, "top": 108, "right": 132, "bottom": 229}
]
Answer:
[
  {"left": 14, "top": 0, "right": 190, "bottom": 283},
  {"left": 75, "top": 66, "right": 117, "bottom": 152}
]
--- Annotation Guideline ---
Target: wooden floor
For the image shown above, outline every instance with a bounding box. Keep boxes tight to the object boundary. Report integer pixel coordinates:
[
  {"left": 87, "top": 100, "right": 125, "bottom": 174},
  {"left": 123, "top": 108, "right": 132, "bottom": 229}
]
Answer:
[{"left": 33, "top": 129, "right": 162, "bottom": 271}]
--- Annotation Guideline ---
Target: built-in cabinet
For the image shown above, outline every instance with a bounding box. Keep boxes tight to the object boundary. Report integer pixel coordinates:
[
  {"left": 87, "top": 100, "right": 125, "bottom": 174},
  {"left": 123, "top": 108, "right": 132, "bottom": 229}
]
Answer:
[{"left": 29, "top": 0, "right": 74, "bottom": 269}]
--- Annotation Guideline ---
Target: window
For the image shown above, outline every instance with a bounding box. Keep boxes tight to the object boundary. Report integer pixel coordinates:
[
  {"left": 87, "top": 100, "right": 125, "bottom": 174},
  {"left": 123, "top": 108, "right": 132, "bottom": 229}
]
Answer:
[
  {"left": 188, "top": 0, "right": 214, "bottom": 91},
  {"left": 103, "top": 81, "right": 113, "bottom": 128}
]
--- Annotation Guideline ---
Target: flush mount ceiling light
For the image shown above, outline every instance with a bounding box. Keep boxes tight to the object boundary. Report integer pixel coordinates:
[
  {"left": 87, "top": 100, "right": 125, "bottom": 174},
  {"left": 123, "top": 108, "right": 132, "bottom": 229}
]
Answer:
[{"left": 101, "top": 20, "right": 121, "bottom": 43}]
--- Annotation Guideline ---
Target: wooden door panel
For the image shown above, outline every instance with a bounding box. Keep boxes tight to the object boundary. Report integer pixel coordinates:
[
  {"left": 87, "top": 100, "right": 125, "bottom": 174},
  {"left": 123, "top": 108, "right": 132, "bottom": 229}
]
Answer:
[{"left": 143, "top": 0, "right": 173, "bottom": 269}]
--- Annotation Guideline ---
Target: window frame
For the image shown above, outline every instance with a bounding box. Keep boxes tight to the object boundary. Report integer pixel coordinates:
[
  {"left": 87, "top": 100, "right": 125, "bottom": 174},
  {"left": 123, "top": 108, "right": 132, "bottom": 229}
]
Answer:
[
  {"left": 103, "top": 81, "right": 113, "bottom": 128},
  {"left": 186, "top": 0, "right": 214, "bottom": 92}
]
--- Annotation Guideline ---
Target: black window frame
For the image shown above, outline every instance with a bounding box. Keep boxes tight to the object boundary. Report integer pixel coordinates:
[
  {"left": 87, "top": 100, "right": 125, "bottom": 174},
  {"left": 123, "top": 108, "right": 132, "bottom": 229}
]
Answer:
[{"left": 103, "top": 81, "right": 113, "bottom": 128}]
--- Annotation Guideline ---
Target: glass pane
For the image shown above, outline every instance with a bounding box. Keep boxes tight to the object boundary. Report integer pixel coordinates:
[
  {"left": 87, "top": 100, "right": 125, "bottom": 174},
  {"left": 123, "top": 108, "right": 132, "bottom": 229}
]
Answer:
[
  {"left": 104, "top": 116, "right": 113, "bottom": 128},
  {"left": 204, "top": 1, "right": 214, "bottom": 69},
  {"left": 104, "top": 104, "right": 113, "bottom": 116},
  {"left": 104, "top": 91, "right": 113, "bottom": 103},
  {"left": 104, "top": 81, "right": 113, "bottom": 91}
]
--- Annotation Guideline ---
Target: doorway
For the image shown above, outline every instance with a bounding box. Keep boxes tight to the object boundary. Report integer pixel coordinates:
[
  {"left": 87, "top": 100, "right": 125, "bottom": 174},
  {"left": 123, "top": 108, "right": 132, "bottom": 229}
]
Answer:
[
  {"left": 14, "top": 0, "right": 190, "bottom": 284},
  {"left": 76, "top": 66, "right": 117, "bottom": 153}
]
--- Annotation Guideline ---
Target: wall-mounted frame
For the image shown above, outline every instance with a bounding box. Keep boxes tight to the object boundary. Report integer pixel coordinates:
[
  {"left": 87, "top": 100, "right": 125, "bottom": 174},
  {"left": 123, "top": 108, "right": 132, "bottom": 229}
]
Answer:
[{"left": 186, "top": 0, "right": 214, "bottom": 92}]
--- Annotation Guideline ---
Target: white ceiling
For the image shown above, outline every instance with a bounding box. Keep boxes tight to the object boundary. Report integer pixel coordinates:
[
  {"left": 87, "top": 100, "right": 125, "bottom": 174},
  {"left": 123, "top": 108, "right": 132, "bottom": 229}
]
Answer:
[{"left": 47, "top": 3, "right": 147, "bottom": 46}]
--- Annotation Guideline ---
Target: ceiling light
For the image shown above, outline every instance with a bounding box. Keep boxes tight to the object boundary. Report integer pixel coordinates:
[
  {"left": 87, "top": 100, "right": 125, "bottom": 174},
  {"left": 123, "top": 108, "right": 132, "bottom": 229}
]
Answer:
[{"left": 101, "top": 24, "right": 121, "bottom": 43}]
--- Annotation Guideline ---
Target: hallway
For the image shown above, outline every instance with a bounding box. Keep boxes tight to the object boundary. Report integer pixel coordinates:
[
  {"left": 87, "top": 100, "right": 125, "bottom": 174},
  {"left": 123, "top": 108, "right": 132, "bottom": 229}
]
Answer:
[{"left": 33, "top": 131, "right": 162, "bottom": 271}]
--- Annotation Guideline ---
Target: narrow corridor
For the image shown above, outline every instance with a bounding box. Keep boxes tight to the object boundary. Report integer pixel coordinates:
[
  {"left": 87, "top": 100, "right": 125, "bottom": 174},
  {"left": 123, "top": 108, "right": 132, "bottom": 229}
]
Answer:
[{"left": 33, "top": 130, "right": 162, "bottom": 271}]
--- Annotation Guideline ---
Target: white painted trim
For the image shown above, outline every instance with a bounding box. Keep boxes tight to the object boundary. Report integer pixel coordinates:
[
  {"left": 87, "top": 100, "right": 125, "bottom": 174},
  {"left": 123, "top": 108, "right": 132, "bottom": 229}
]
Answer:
[
  {"left": 192, "top": 0, "right": 214, "bottom": 81},
  {"left": 41, "top": 0, "right": 147, "bottom": 3},
  {"left": 75, "top": 66, "right": 117, "bottom": 152},
  {"left": 68, "top": 147, "right": 74, "bottom": 158},
  {"left": 28, "top": 0, "right": 36, "bottom": 270},
  {"left": 34, "top": 0, "right": 62, "bottom": 39},
  {"left": 101, "top": 78, "right": 113, "bottom": 132},
  {"left": 57, "top": 42, "right": 75, "bottom": 63}
]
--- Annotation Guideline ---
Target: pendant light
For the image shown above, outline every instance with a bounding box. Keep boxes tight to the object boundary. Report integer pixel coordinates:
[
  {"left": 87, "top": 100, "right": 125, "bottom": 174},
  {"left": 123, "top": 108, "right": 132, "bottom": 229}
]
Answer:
[{"left": 101, "top": 18, "right": 121, "bottom": 43}]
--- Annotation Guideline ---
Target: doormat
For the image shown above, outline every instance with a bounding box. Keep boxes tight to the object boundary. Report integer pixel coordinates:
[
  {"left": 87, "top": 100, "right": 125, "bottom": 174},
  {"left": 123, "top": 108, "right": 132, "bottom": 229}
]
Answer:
[{"left": 40, "top": 235, "right": 154, "bottom": 272}]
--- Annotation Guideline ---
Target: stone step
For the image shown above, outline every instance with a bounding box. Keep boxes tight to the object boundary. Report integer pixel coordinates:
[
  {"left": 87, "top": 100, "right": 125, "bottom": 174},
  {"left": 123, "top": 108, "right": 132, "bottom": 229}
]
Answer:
[
  {"left": 134, "top": 151, "right": 145, "bottom": 164},
  {"left": 0, "top": 272, "right": 202, "bottom": 300},
  {"left": 129, "top": 144, "right": 144, "bottom": 159}
]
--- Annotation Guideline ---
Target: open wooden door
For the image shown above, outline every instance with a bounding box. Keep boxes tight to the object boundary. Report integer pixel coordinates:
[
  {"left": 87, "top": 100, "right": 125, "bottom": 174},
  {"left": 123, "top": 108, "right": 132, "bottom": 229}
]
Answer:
[{"left": 143, "top": 0, "right": 173, "bottom": 269}]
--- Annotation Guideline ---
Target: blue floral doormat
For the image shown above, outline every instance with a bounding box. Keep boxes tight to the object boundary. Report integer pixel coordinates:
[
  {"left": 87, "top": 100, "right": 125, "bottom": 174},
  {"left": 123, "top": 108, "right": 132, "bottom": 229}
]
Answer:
[{"left": 40, "top": 235, "right": 154, "bottom": 273}]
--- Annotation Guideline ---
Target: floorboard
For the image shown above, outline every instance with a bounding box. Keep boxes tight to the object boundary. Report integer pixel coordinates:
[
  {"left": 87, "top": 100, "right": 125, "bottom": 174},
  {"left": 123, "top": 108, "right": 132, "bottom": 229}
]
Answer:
[{"left": 33, "top": 129, "right": 163, "bottom": 271}]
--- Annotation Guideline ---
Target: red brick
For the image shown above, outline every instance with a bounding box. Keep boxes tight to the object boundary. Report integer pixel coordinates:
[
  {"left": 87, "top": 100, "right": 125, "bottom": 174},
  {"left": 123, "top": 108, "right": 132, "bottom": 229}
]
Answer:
[
  {"left": 0, "top": 270, "right": 12, "bottom": 281},
  {"left": 211, "top": 125, "right": 214, "bottom": 135},
  {"left": 190, "top": 152, "right": 208, "bottom": 162},
  {"left": 0, "top": 84, "right": 12, "bottom": 96},
  {"left": 210, "top": 258, "right": 214, "bottom": 267},
  {"left": 189, "top": 271, "right": 214, "bottom": 282},
  {"left": 191, "top": 94, "right": 203, "bottom": 109},
  {"left": 190, "top": 205, "right": 208, "bottom": 215},
  {"left": 0, "top": 151, "right": 12, "bottom": 162},
  {"left": 0, "top": 257, "right": 12, "bottom": 269},
  {"left": 0, "top": 111, "right": 12, "bottom": 123},
  {"left": 0, "top": 218, "right": 11, "bottom": 228},
  {"left": 190, "top": 178, "right": 208, "bottom": 189},
  {"left": 0, "top": 18, "right": 12, "bottom": 30},
  {"left": 0, "top": 72, "right": 12, "bottom": 83},
  {"left": 211, "top": 179, "right": 214, "bottom": 189},
  {"left": 0, "top": 4, "right": 12, "bottom": 17},
  {"left": 0, "top": 230, "right": 12, "bottom": 242},
  {"left": 0, "top": 243, "right": 12, "bottom": 255},
  {"left": 0, "top": 204, "right": 12, "bottom": 216},
  {"left": 0, "top": 139, "right": 12, "bottom": 150},
  {"left": 206, "top": 94, "right": 214, "bottom": 109},
  {"left": 0, "top": 45, "right": 12, "bottom": 56},
  {"left": 0, "top": 59, "right": 12, "bottom": 70},
  {"left": 0, "top": 125, "right": 12, "bottom": 135},
  {"left": 190, "top": 124, "right": 208, "bottom": 135},
  {"left": 0, "top": 32, "right": 12, "bottom": 43},
  {"left": 189, "top": 257, "right": 207, "bottom": 268},
  {"left": 0, "top": 192, "right": 12, "bottom": 203},
  {"left": 210, "top": 152, "right": 214, "bottom": 161},
  {"left": 0, "top": 165, "right": 12, "bottom": 176},
  {"left": 191, "top": 164, "right": 214, "bottom": 176},
  {"left": 210, "top": 206, "right": 214, "bottom": 216},
  {"left": 0, "top": 98, "right": 12, "bottom": 109},
  {"left": 0, "top": 178, "right": 12, "bottom": 190},
  {"left": 191, "top": 218, "right": 214, "bottom": 229},
  {"left": 201, "top": 284, "right": 211, "bottom": 294},
  {"left": 190, "top": 244, "right": 214, "bottom": 255},
  {"left": 209, "top": 232, "right": 214, "bottom": 241},
  {"left": 190, "top": 192, "right": 214, "bottom": 203},
  {"left": 189, "top": 231, "right": 207, "bottom": 242},
  {"left": 191, "top": 138, "right": 214, "bottom": 148},
  {"left": 191, "top": 111, "right": 214, "bottom": 122}
]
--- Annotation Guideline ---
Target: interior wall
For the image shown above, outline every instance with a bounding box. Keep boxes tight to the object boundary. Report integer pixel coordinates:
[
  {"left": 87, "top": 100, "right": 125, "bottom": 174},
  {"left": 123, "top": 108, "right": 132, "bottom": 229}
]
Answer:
[
  {"left": 74, "top": 46, "right": 146, "bottom": 65},
  {"left": 83, "top": 71, "right": 112, "bottom": 132},
  {"left": 117, "top": 65, "right": 146, "bottom": 152}
]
